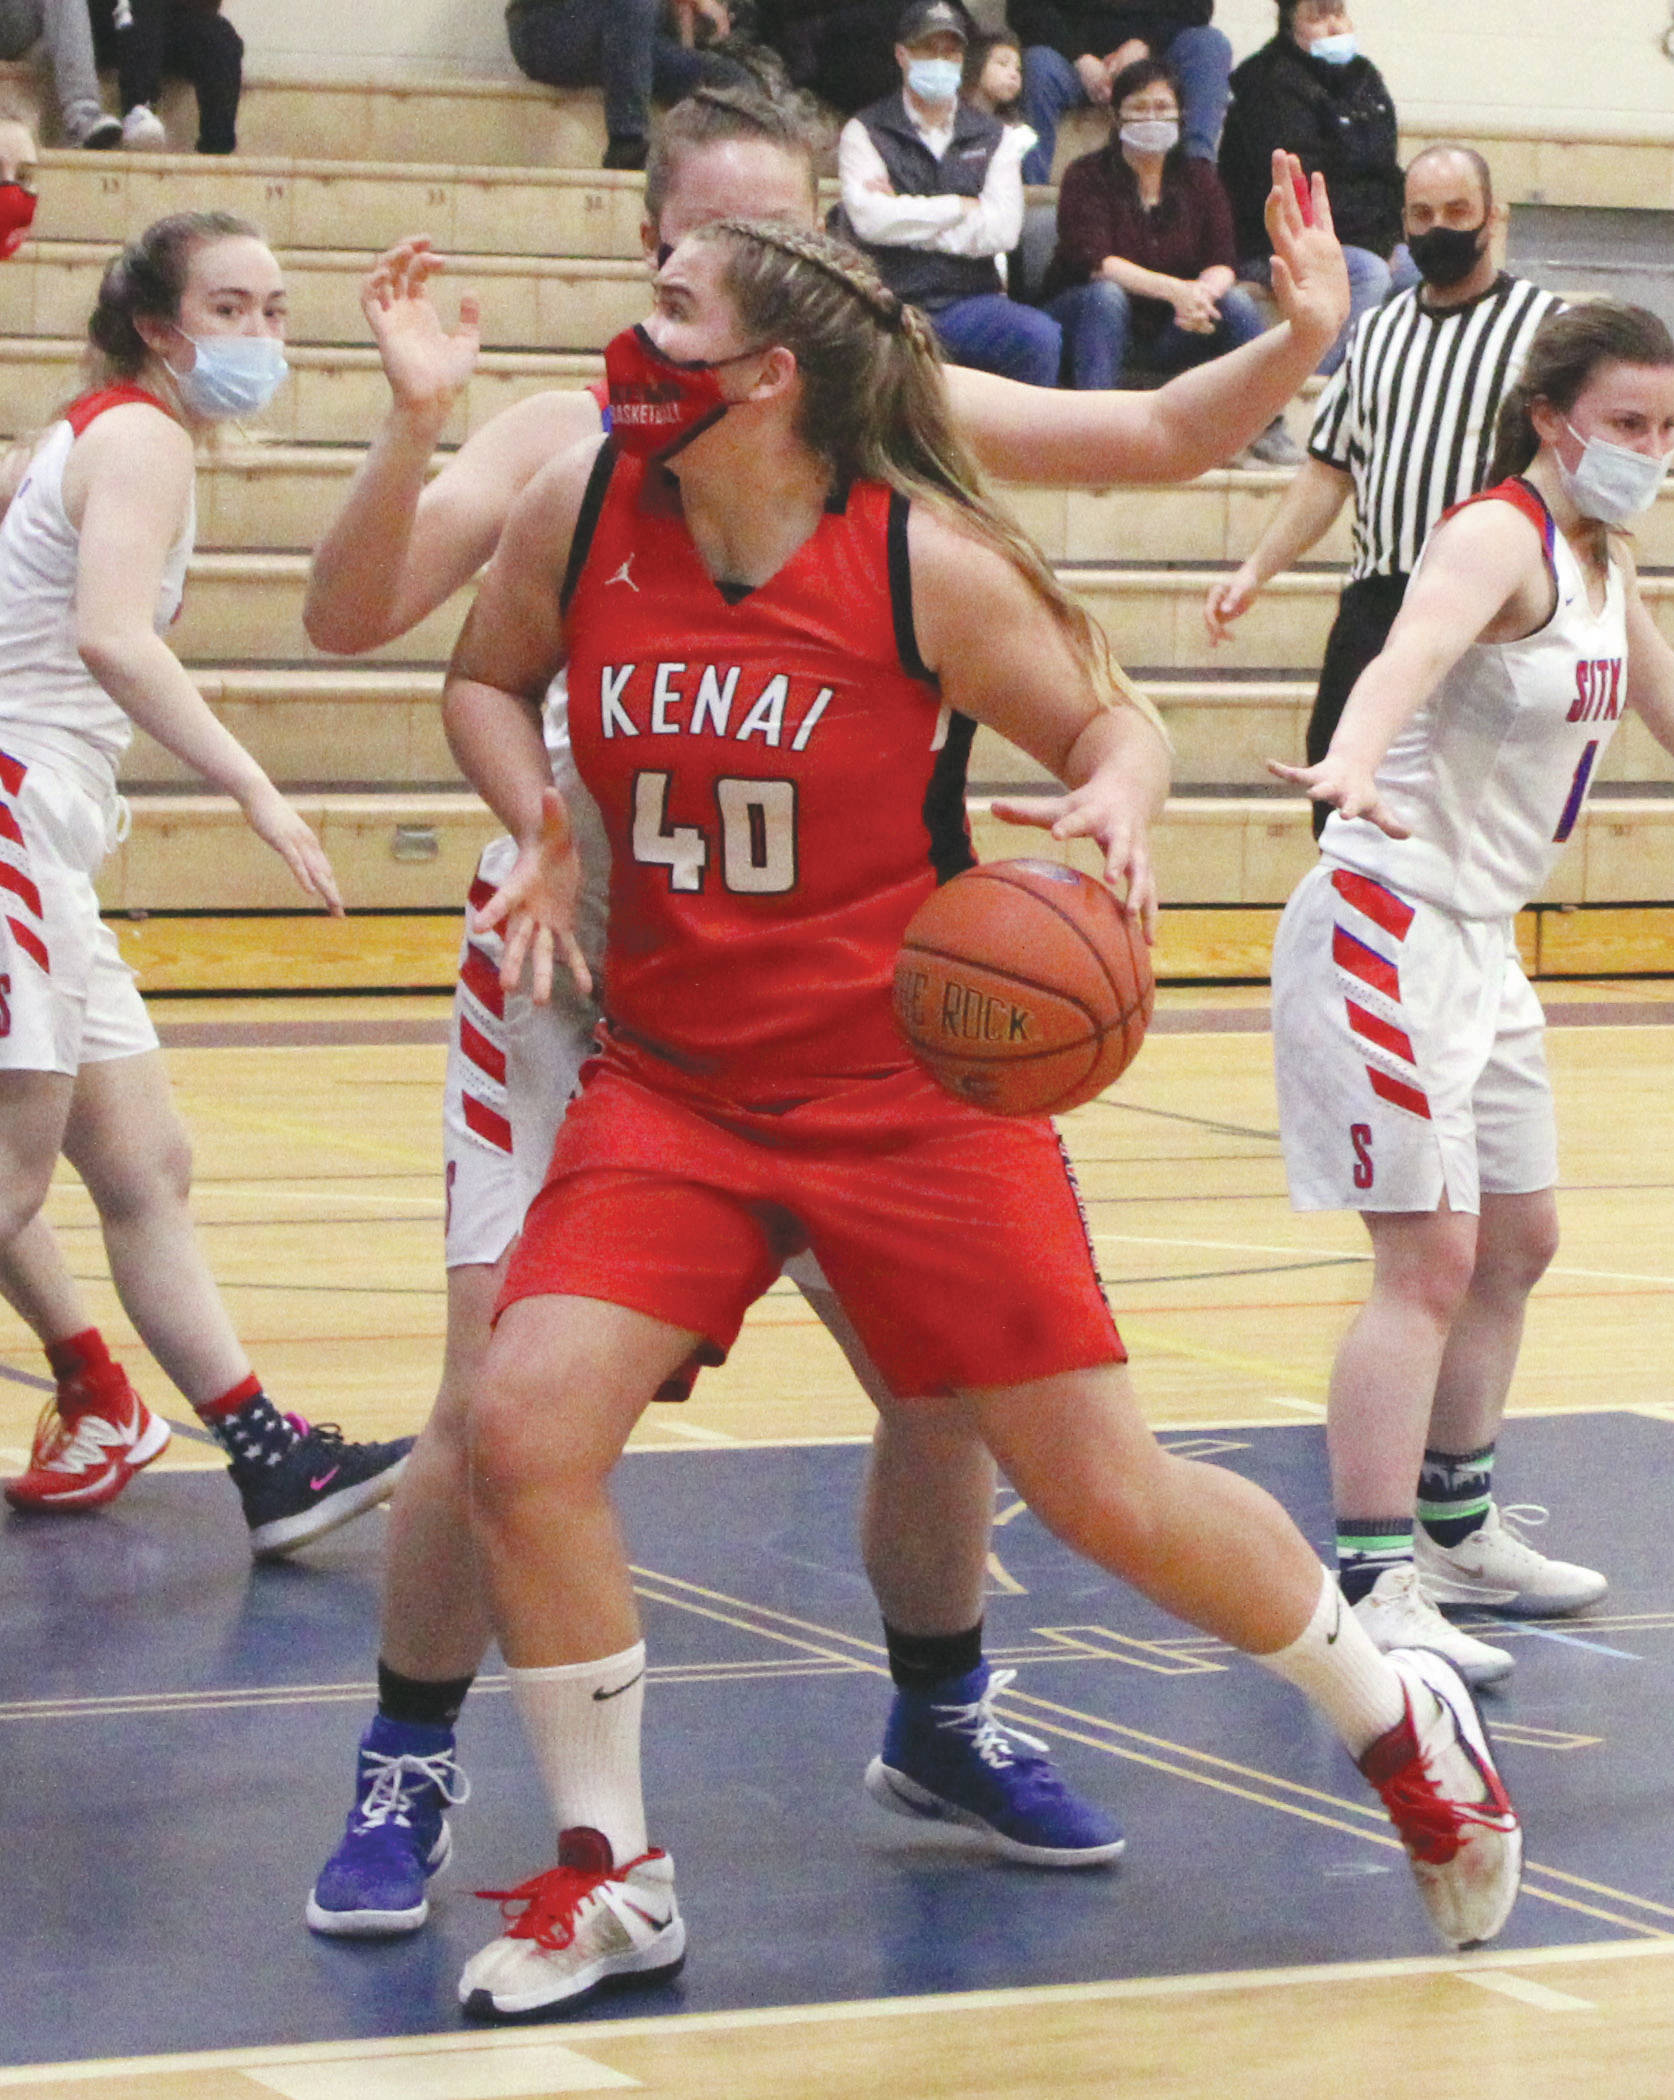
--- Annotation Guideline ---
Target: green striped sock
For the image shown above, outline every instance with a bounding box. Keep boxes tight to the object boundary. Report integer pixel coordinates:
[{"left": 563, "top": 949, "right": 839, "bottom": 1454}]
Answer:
[
  {"left": 1417, "top": 1442, "right": 1496, "bottom": 1548},
  {"left": 1336, "top": 1518, "right": 1415, "bottom": 1605}
]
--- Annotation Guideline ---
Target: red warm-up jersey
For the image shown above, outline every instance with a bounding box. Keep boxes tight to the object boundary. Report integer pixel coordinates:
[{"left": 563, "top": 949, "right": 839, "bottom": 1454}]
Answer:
[{"left": 561, "top": 444, "right": 974, "bottom": 1107}]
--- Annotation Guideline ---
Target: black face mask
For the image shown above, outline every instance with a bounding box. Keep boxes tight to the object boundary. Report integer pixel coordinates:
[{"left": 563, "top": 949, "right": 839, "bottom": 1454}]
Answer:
[{"left": 1407, "top": 219, "right": 1488, "bottom": 289}]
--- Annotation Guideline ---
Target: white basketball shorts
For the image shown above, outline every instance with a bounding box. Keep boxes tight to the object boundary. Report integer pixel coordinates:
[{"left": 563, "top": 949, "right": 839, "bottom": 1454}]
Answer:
[
  {"left": 442, "top": 835, "right": 602, "bottom": 1270},
  {"left": 0, "top": 749, "right": 155, "bottom": 1075},
  {"left": 1271, "top": 860, "right": 1556, "bottom": 1215}
]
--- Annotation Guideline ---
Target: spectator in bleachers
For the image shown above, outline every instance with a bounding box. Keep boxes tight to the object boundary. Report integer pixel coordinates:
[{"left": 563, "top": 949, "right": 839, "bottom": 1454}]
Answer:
[
  {"left": 505, "top": 0, "right": 756, "bottom": 170},
  {"left": 1219, "top": 0, "right": 1416, "bottom": 373},
  {"left": 0, "top": 110, "right": 37, "bottom": 254},
  {"left": 1012, "top": 0, "right": 1230, "bottom": 185},
  {"left": 962, "top": 25, "right": 1025, "bottom": 122},
  {"left": 759, "top": 0, "right": 975, "bottom": 116},
  {"left": 839, "top": 0, "right": 1058, "bottom": 385},
  {"left": 86, "top": 0, "right": 242, "bottom": 153},
  {"left": 0, "top": 0, "right": 118, "bottom": 148},
  {"left": 1039, "top": 56, "right": 1296, "bottom": 459}
]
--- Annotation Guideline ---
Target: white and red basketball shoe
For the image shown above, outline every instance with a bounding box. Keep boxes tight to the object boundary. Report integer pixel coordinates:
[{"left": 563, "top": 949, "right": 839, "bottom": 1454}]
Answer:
[{"left": 5, "top": 1364, "right": 172, "bottom": 1511}]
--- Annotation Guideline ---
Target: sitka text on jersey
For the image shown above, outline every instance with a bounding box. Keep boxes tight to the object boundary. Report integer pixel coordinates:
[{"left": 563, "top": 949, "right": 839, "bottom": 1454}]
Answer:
[
  {"left": 1322, "top": 478, "right": 1629, "bottom": 920},
  {"left": 562, "top": 444, "right": 974, "bottom": 1105}
]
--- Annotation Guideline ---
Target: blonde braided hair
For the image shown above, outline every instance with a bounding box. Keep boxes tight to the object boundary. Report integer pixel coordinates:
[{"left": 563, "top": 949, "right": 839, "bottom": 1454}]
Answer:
[{"left": 688, "top": 216, "right": 1159, "bottom": 731}]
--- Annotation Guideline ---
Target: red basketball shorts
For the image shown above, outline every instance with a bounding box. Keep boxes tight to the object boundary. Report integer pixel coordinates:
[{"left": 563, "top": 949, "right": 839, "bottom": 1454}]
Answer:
[{"left": 499, "top": 1047, "right": 1125, "bottom": 1399}]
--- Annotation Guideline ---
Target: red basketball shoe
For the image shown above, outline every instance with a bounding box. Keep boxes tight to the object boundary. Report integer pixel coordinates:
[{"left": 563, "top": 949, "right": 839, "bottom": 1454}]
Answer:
[{"left": 5, "top": 1363, "right": 172, "bottom": 1511}]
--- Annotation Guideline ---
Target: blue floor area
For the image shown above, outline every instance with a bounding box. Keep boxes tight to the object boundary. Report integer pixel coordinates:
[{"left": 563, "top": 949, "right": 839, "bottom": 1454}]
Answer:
[{"left": 1, "top": 1413, "right": 1669, "bottom": 2065}]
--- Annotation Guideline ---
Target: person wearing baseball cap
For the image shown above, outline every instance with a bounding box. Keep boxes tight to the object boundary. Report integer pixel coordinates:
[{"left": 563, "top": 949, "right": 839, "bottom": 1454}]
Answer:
[{"left": 837, "top": 0, "right": 1060, "bottom": 385}]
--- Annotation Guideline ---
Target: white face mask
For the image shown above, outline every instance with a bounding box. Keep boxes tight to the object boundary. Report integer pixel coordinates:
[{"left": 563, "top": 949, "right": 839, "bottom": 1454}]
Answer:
[
  {"left": 905, "top": 56, "right": 962, "bottom": 104},
  {"left": 176, "top": 332, "right": 289, "bottom": 420},
  {"left": 1119, "top": 118, "right": 1179, "bottom": 155},
  {"left": 1559, "top": 417, "right": 1673, "bottom": 525},
  {"left": 1308, "top": 30, "right": 1358, "bottom": 63}
]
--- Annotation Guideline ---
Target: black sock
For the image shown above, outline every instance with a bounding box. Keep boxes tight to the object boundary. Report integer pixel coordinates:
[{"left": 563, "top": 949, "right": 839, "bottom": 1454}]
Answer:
[
  {"left": 377, "top": 1659, "right": 475, "bottom": 1730},
  {"left": 1335, "top": 1517, "right": 1415, "bottom": 1605},
  {"left": 1417, "top": 1442, "right": 1496, "bottom": 1548},
  {"left": 883, "top": 1619, "right": 984, "bottom": 1694}
]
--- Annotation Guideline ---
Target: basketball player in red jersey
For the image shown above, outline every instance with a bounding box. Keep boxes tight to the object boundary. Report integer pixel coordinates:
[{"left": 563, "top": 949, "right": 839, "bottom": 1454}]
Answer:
[
  {"left": 437, "top": 218, "right": 1522, "bottom": 2019},
  {"left": 305, "top": 86, "right": 1353, "bottom": 1938}
]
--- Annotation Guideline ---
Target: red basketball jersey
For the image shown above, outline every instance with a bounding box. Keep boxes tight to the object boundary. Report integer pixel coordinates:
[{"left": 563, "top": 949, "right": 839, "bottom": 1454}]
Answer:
[{"left": 562, "top": 446, "right": 973, "bottom": 1105}]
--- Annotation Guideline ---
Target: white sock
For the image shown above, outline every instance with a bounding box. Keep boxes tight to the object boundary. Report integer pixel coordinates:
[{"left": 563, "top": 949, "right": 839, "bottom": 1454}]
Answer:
[
  {"left": 506, "top": 1641, "right": 648, "bottom": 1864},
  {"left": 1254, "top": 1565, "right": 1406, "bottom": 1759}
]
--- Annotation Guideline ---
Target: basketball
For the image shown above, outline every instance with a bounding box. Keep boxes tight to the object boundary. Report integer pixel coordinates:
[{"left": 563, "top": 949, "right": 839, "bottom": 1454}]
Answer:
[{"left": 893, "top": 859, "right": 1154, "bottom": 1117}]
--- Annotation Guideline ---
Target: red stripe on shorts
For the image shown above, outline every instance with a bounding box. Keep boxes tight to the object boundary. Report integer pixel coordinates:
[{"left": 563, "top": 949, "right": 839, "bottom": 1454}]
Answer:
[
  {"left": 462, "top": 1091, "right": 513, "bottom": 1153},
  {"left": 468, "top": 874, "right": 497, "bottom": 915},
  {"left": 459, "top": 942, "right": 505, "bottom": 1019},
  {"left": 0, "top": 750, "right": 23, "bottom": 796},
  {"left": 0, "top": 858, "right": 42, "bottom": 919},
  {"left": 459, "top": 1013, "right": 507, "bottom": 1086},
  {"left": 1346, "top": 998, "right": 1415, "bottom": 1065},
  {"left": 6, "top": 913, "right": 47, "bottom": 971},
  {"left": 0, "top": 805, "right": 22, "bottom": 846},
  {"left": 1366, "top": 1064, "right": 1431, "bottom": 1119},
  {"left": 1332, "top": 924, "right": 1400, "bottom": 1001},
  {"left": 1330, "top": 867, "right": 1414, "bottom": 940}
]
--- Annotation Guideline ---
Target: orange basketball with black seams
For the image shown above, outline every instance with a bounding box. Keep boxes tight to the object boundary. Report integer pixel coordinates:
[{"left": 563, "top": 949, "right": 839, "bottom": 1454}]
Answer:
[{"left": 893, "top": 859, "right": 1154, "bottom": 1117}]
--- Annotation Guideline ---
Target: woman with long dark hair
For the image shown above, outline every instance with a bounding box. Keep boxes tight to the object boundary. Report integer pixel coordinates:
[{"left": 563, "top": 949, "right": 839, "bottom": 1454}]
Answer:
[
  {"left": 439, "top": 215, "right": 1520, "bottom": 2020},
  {"left": 1269, "top": 302, "right": 1674, "bottom": 1682}
]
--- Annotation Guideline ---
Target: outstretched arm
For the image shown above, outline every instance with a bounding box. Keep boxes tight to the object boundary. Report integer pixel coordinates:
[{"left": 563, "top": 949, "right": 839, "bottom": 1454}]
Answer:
[
  {"left": 72, "top": 408, "right": 341, "bottom": 912},
  {"left": 1267, "top": 504, "right": 1541, "bottom": 833},
  {"left": 947, "top": 154, "right": 1348, "bottom": 485},
  {"left": 304, "top": 238, "right": 602, "bottom": 653},
  {"left": 1624, "top": 564, "right": 1674, "bottom": 754},
  {"left": 1204, "top": 455, "right": 1351, "bottom": 643},
  {"left": 442, "top": 439, "right": 601, "bottom": 999}
]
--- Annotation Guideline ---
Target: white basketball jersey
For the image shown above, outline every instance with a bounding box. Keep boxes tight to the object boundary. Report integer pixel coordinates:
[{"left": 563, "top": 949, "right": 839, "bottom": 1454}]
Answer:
[
  {"left": 0, "top": 398, "right": 194, "bottom": 803},
  {"left": 541, "top": 670, "right": 610, "bottom": 976},
  {"left": 1323, "top": 481, "right": 1627, "bottom": 921}
]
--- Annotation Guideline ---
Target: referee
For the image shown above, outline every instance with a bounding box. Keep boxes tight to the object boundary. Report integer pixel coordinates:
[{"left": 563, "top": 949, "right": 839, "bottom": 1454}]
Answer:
[{"left": 1204, "top": 143, "right": 1561, "bottom": 834}]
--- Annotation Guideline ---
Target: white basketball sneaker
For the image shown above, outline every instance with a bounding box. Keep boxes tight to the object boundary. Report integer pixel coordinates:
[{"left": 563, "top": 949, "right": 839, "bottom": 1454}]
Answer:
[
  {"left": 459, "top": 1827, "right": 684, "bottom": 2021},
  {"left": 1415, "top": 1502, "right": 1607, "bottom": 1617},
  {"left": 1352, "top": 1563, "right": 1514, "bottom": 1687},
  {"left": 1359, "top": 1646, "right": 1523, "bottom": 1949}
]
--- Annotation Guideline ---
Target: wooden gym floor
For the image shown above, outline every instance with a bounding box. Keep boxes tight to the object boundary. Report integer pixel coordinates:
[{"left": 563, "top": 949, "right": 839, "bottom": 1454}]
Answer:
[{"left": 3, "top": 985, "right": 1674, "bottom": 2099}]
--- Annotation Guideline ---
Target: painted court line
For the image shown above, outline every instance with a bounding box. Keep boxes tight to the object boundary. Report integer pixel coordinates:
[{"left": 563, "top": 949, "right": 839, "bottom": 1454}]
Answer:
[
  {"left": 1, "top": 1938, "right": 1661, "bottom": 2087},
  {"left": 1456, "top": 1969, "right": 1596, "bottom": 2012}
]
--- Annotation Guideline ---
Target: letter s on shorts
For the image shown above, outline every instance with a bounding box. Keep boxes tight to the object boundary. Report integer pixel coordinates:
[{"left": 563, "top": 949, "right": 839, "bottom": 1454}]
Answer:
[
  {"left": 0, "top": 972, "right": 10, "bottom": 1038},
  {"left": 1350, "top": 1122, "right": 1374, "bottom": 1191}
]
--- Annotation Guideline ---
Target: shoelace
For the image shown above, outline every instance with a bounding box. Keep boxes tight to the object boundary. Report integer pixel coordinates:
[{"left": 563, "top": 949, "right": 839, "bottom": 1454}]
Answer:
[
  {"left": 28, "top": 1398, "right": 135, "bottom": 1473},
  {"left": 1370, "top": 1700, "right": 1515, "bottom": 1867},
  {"left": 1495, "top": 1502, "right": 1551, "bottom": 1540},
  {"left": 476, "top": 1859, "right": 623, "bottom": 1951},
  {"left": 933, "top": 1667, "right": 1052, "bottom": 1774},
  {"left": 352, "top": 1748, "right": 470, "bottom": 1834}
]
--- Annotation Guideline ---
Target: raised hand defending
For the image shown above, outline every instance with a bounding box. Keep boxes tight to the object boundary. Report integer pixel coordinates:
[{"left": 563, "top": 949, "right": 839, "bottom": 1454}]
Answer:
[
  {"left": 1264, "top": 151, "right": 1349, "bottom": 356},
  {"left": 360, "top": 237, "right": 482, "bottom": 424}
]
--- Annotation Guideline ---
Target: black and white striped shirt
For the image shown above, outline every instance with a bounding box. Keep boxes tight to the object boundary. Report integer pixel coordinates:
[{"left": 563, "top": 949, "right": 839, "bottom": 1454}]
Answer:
[{"left": 1309, "top": 272, "right": 1562, "bottom": 582}]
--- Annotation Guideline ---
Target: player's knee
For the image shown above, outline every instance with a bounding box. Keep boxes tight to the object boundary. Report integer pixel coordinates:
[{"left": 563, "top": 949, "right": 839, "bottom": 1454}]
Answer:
[
  {"left": 0, "top": 1150, "right": 54, "bottom": 1243},
  {"left": 86, "top": 1118, "right": 195, "bottom": 1222},
  {"left": 467, "top": 1351, "right": 607, "bottom": 1508},
  {"left": 1475, "top": 1206, "right": 1560, "bottom": 1298}
]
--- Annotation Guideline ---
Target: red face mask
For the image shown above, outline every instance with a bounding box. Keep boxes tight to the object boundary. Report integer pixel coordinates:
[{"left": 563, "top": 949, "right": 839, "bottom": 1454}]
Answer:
[
  {"left": 0, "top": 182, "right": 37, "bottom": 261},
  {"left": 603, "top": 323, "right": 764, "bottom": 461}
]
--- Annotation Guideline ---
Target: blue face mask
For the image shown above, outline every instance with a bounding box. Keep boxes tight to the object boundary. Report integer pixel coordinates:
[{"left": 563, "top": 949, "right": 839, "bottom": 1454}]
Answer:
[
  {"left": 176, "top": 332, "right": 289, "bottom": 419},
  {"left": 1309, "top": 30, "right": 1358, "bottom": 62},
  {"left": 905, "top": 56, "right": 963, "bottom": 104}
]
